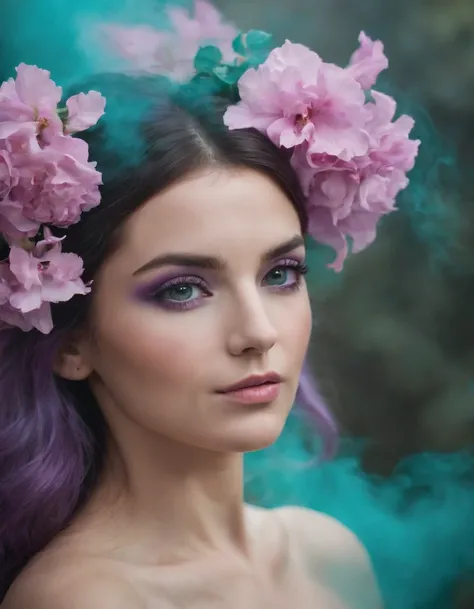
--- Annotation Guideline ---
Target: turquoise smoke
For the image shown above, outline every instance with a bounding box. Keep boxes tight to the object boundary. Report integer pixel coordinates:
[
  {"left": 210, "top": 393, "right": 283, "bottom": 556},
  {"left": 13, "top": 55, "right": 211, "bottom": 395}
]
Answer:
[{"left": 246, "top": 415, "right": 474, "bottom": 609}]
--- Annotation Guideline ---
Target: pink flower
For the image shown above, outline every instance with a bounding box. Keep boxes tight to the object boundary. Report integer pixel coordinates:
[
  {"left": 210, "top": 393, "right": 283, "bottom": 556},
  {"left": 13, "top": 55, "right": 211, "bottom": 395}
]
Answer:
[
  {"left": 0, "top": 262, "right": 53, "bottom": 332},
  {"left": 347, "top": 31, "right": 389, "bottom": 90},
  {"left": 0, "top": 269, "right": 12, "bottom": 305},
  {"left": 0, "top": 265, "right": 50, "bottom": 332},
  {"left": 0, "top": 235, "right": 90, "bottom": 333},
  {"left": 0, "top": 65, "right": 104, "bottom": 239},
  {"left": 0, "top": 63, "right": 105, "bottom": 332},
  {"left": 113, "top": 26, "right": 194, "bottom": 81},
  {"left": 305, "top": 163, "right": 404, "bottom": 271},
  {"left": 224, "top": 32, "right": 419, "bottom": 271},
  {"left": 102, "top": 24, "right": 167, "bottom": 70},
  {"left": 103, "top": 0, "right": 238, "bottom": 81},
  {"left": 0, "top": 120, "right": 41, "bottom": 155},
  {"left": 298, "top": 152, "right": 392, "bottom": 271},
  {"left": 305, "top": 170, "right": 395, "bottom": 271},
  {"left": 0, "top": 64, "right": 63, "bottom": 141},
  {"left": 0, "top": 149, "right": 18, "bottom": 200},
  {"left": 307, "top": 204, "right": 384, "bottom": 271},
  {"left": 0, "top": 134, "right": 102, "bottom": 237},
  {"left": 65, "top": 91, "right": 106, "bottom": 134},
  {"left": 0, "top": 64, "right": 106, "bottom": 143},
  {"left": 293, "top": 93, "right": 420, "bottom": 270},
  {"left": 224, "top": 40, "right": 370, "bottom": 159},
  {"left": 293, "top": 151, "right": 365, "bottom": 269},
  {"left": 169, "top": 0, "right": 237, "bottom": 62},
  {"left": 0, "top": 199, "right": 39, "bottom": 241},
  {"left": 365, "top": 91, "right": 420, "bottom": 173}
]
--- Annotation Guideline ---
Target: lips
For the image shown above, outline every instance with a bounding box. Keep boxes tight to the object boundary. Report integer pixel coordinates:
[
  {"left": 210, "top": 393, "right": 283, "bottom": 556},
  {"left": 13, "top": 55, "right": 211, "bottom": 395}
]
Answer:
[{"left": 218, "top": 372, "right": 282, "bottom": 394}]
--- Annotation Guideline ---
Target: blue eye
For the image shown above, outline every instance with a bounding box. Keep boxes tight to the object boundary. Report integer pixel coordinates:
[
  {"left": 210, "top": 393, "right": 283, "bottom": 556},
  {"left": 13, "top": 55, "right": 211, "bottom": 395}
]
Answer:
[
  {"left": 263, "top": 260, "right": 308, "bottom": 290},
  {"left": 264, "top": 267, "right": 293, "bottom": 287},
  {"left": 137, "top": 259, "right": 308, "bottom": 313},
  {"left": 161, "top": 284, "right": 200, "bottom": 303},
  {"left": 150, "top": 276, "right": 212, "bottom": 311}
]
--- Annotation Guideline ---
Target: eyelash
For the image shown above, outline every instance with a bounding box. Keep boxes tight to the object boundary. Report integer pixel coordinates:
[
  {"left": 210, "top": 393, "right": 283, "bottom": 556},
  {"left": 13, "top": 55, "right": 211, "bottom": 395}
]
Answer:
[{"left": 147, "top": 259, "right": 308, "bottom": 312}]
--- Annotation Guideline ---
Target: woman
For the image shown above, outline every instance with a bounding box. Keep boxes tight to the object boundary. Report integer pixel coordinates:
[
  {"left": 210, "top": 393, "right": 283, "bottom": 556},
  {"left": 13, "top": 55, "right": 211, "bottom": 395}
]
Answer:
[{"left": 0, "top": 24, "right": 417, "bottom": 608}]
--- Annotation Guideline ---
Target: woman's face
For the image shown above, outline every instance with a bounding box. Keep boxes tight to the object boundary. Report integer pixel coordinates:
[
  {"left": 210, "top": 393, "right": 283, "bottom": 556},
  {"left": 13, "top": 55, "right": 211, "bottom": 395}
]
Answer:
[{"left": 80, "top": 168, "right": 312, "bottom": 453}]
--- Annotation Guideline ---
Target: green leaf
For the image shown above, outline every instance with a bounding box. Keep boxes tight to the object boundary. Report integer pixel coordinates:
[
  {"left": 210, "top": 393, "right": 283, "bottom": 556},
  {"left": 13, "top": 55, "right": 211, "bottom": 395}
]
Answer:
[
  {"left": 212, "top": 65, "right": 235, "bottom": 85},
  {"left": 245, "top": 30, "right": 273, "bottom": 52},
  {"left": 194, "top": 45, "right": 223, "bottom": 73},
  {"left": 246, "top": 53, "right": 266, "bottom": 69},
  {"left": 213, "top": 64, "right": 247, "bottom": 86},
  {"left": 231, "top": 33, "right": 246, "bottom": 56}
]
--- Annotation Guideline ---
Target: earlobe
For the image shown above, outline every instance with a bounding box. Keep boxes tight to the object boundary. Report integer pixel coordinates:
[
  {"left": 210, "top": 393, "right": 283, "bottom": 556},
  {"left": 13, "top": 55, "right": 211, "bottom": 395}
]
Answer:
[
  {"left": 53, "top": 357, "right": 92, "bottom": 381},
  {"left": 53, "top": 335, "right": 93, "bottom": 381}
]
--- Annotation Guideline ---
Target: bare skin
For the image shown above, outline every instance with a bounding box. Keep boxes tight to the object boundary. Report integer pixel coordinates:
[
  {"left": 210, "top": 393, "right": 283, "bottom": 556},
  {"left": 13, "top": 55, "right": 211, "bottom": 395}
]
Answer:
[
  {"left": 3, "top": 169, "right": 381, "bottom": 609},
  {"left": 5, "top": 506, "right": 380, "bottom": 609}
]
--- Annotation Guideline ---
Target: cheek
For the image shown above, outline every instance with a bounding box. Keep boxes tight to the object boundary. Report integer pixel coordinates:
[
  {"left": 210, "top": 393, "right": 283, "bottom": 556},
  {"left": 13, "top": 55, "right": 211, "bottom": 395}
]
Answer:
[
  {"left": 279, "top": 292, "right": 312, "bottom": 360},
  {"left": 96, "top": 307, "right": 213, "bottom": 388}
]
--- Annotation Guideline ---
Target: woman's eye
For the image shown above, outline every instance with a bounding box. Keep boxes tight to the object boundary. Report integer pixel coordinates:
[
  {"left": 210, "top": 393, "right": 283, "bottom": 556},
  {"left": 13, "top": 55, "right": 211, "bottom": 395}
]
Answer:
[
  {"left": 147, "top": 261, "right": 307, "bottom": 310},
  {"left": 264, "top": 267, "right": 293, "bottom": 287},
  {"left": 263, "top": 261, "right": 308, "bottom": 290},
  {"left": 161, "top": 284, "right": 202, "bottom": 302}
]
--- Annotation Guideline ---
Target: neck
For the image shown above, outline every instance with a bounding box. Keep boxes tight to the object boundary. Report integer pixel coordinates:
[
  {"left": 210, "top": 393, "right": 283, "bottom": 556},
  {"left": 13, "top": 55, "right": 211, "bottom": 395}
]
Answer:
[{"left": 83, "top": 425, "right": 250, "bottom": 564}]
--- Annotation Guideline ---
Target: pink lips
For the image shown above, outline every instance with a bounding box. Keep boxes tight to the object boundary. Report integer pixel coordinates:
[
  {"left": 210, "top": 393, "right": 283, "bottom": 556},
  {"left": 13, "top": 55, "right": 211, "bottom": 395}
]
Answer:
[{"left": 218, "top": 373, "right": 282, "bottom": 405}]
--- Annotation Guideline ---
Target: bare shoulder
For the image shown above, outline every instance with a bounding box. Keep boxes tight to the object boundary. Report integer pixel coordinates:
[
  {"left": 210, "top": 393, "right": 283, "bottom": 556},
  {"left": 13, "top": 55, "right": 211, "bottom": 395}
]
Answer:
[
  {"left": 276, "top": 506, "right": 383, "bottom": 609},
  {"left": 276, "top": 506, "right": 370, "bottom": 564},
  {"left": 2, "top": 553, "right": 145, "bottom": 609}
]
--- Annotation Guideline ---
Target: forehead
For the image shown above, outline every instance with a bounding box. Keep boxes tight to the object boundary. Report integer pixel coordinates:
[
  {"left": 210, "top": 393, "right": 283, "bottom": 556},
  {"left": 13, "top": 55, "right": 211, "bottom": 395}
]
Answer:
[{"left": 111, "top": 168, "right": 302, "bottom": 270}]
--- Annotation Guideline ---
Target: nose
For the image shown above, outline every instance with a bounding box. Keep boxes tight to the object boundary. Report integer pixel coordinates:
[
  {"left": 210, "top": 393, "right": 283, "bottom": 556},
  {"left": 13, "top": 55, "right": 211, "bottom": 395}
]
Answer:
[{"left": 226, "top": 288, "right": 278, "bottom": 357}]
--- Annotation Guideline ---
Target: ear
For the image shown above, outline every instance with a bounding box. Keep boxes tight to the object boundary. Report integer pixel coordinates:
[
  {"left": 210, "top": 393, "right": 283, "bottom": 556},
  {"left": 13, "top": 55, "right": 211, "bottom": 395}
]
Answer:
[{"left": 53, "top": 331, "right": 94, "bottom": 381}]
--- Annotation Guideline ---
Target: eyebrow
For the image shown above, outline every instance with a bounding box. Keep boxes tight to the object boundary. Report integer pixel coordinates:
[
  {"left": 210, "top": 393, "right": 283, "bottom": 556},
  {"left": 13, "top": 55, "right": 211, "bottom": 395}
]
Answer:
[{"left": 132, "top": 235, "right": 305, "bottom": 276}]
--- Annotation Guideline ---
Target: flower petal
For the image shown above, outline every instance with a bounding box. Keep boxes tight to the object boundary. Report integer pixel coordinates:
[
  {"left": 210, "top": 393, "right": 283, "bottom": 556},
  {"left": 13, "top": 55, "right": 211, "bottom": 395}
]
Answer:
[
  {"left": 14, "top": 63, "right": 62, "bottom": 111},
  {"left": 347, "top": 31, "right": 388, "bottom": 89},
  {"left": 66, "top": 91, "right": 106, "bottom": 134}
]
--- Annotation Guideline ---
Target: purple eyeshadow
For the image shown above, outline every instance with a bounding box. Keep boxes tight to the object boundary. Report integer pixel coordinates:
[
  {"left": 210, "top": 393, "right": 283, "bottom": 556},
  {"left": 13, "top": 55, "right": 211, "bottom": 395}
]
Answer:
[
  {"left": 131, "top": 256, "right": 308, "bottom": 311},
  {"left": 132, "top": 269, "right": 201, "bottom": 300}
]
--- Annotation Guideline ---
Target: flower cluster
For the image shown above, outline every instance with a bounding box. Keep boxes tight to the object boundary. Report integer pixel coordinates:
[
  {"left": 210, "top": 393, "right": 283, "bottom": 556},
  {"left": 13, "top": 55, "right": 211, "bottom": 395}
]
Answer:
[
  {"left": 224, "top": 32, "right": 420, "bottom": 270},
  {"left": 103, "top": 0, "right": 238, "bottom": 82},
  {"left": 0, "top": 63, "right": 105, "bottom": 333}
]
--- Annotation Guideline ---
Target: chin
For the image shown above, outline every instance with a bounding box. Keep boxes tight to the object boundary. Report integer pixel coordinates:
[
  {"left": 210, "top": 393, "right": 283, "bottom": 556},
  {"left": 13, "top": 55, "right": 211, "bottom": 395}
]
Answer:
[{"left": 217, "top": 410, "right": 288, "bottom": 453}]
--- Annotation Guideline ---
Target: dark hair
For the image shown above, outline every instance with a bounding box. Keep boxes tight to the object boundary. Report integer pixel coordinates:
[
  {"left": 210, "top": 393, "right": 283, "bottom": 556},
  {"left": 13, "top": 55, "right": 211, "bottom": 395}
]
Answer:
[{"left": 0, "top": 74, "right": 335, "bottom": 597}]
